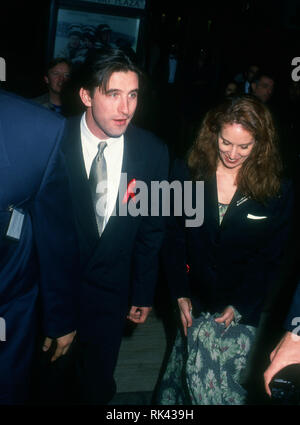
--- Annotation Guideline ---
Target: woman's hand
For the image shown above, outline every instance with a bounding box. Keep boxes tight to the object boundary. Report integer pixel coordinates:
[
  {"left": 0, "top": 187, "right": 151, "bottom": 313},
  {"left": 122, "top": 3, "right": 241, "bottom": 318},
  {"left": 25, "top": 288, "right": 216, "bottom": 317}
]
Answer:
[
  {"left": 214, "top": 305, "right": 235, "bottom": 328},
  {"left": 178, "top": 297, "right": 193, "bottom": 336}
]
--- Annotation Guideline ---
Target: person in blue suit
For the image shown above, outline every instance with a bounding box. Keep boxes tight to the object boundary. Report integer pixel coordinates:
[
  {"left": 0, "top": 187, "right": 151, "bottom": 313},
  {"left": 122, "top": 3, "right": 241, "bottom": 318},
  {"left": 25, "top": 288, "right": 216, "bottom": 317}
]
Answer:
[
  {"left": 0, "top": 90, "right": 79, "bottom": 404},
  {"left": 60, "top": 47, "right": 169, "bottom": 404},
  {"left": 157, "top": 94, "right": 293, "bottom": 405}
]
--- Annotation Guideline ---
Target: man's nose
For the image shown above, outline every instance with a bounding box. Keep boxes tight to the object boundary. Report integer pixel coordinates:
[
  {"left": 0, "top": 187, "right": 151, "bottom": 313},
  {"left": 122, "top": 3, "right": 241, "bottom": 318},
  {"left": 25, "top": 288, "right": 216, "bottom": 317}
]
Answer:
[
  {"left": 57, "top": 74, "right": 64, "bottom": 82},
  {"left": 119, "top": 97, "right": 129, "bottom": 115}
]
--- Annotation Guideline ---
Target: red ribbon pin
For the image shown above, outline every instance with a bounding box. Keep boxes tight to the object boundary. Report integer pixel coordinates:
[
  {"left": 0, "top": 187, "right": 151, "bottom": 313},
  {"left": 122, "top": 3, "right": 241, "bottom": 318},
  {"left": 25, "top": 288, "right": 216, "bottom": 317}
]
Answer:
[{"left": 122, "top": 178, "right": 136, "bottom": 204}]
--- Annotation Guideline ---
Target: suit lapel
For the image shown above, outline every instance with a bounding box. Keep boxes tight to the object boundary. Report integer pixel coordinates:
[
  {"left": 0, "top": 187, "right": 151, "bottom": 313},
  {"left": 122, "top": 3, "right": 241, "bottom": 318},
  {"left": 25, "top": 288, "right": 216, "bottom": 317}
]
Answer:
[
  {"left": 63, "top": 117, "right": 99, "bottom": 249},
  {"left": 206, "top": 173, "right": 249, "bottom": 228},
  {"left": 121, "top": 125, "right": 144, "bottom": 189},
  {"left": 220, "top": 187, "right": 249, "bottom": 226},
  {"left": 107, "top": 125, "right": 143, "bottom": 217}
]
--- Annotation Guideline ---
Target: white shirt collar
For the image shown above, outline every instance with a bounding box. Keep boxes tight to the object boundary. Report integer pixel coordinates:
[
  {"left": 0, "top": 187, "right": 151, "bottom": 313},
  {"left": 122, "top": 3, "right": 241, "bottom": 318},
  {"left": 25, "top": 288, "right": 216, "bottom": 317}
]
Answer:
[{"left": 81, "top": 112, "right": 123, "bottom": 150}]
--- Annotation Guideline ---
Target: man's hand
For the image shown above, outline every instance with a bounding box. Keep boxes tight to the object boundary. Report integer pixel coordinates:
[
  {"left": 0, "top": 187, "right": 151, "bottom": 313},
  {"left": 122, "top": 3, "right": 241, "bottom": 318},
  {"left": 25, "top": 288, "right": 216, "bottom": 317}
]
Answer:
[
  {"left": 43, "top": 330, "right": 76, "bottom": 362},
  {"left": 264, "top": 331, "right": 300, "bottom": 396},
  {"left": 215, "top": 306, "right": 235, "bottom": 328},
  {"left": 127, "top": 306, "right": 152, "bottom": 324},
  {"left": 178, "top": 297, "right": 193, "bottom": 336}
]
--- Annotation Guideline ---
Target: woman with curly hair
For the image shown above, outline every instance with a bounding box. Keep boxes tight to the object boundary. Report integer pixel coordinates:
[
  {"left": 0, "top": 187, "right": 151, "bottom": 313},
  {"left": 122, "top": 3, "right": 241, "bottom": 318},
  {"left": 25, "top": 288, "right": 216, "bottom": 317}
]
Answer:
[{"left": 157, "top": 95, "right": 294, "bottom": 405}]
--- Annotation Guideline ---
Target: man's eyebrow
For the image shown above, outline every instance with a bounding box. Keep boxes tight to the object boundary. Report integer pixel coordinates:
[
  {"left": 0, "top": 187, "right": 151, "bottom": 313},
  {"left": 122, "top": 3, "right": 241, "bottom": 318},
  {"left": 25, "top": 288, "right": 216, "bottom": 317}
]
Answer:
[{"left": 105, "top": 88, "right": 139, "bottom": 93}]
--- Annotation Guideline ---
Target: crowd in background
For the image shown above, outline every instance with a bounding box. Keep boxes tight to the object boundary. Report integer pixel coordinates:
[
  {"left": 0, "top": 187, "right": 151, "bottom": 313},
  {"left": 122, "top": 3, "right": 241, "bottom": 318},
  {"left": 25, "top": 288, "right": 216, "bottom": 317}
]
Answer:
[{"left": 16, "top": 41, "right": 300, "bottom": 184}]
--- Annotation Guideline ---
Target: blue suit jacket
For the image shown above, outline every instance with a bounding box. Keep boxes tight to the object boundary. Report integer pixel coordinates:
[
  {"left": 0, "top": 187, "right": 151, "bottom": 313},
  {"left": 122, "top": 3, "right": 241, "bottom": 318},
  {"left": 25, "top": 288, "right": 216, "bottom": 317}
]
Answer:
[
  {"left": 162, "top": 159, "right": 293, "bottom": 327},
  {"left": 0, "top": 91, "right": 79, "bottom": 403},
  {"left": 62, "top": 116, "right": 169, "bottom": 348}
]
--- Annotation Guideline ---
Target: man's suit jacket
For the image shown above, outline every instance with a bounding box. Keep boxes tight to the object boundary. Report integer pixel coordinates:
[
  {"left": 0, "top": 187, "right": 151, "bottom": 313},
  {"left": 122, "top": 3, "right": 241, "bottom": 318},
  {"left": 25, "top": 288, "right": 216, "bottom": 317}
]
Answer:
[
  {"left": 62, "top": 116, "right": 169, "bottom": 345},
  {"left": 0, "top": 91, "right": 79, "bottom": 403},
  {"left": 162, "top": 159, "right": 293, "bottom": 327}
]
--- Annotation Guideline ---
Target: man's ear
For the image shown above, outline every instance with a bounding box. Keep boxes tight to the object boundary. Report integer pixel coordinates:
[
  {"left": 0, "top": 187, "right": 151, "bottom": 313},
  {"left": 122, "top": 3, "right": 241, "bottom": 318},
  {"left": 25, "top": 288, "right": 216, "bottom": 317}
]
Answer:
[
  {"left": 44, "top": 75, "right": 49, "bottom": 85},
  {"left": 79, "top": 88, "right": 92, "bottom": 107},
  {"left": 251, "top": 82, "right": 256, "bottom": 92}
]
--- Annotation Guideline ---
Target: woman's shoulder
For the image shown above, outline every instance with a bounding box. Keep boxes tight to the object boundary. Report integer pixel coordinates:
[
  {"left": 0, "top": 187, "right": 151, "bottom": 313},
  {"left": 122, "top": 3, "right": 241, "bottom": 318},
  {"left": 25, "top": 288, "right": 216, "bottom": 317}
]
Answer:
[
  {"left": 262, "top": 177, "right": 294, "bottom": 214},
  {"left": 278, "top": 177, "right": 294, "bottom": 200}
]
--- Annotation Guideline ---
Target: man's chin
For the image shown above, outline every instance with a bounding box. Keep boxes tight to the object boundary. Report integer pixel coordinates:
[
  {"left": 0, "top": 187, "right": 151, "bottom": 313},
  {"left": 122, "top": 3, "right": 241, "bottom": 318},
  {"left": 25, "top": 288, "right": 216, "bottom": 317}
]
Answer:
[
  {"left": 105, "top": 131, "right": 125, "bottom": 138},
  {"left": 107, "top": 126, "right": 129, "bottom": 138}
]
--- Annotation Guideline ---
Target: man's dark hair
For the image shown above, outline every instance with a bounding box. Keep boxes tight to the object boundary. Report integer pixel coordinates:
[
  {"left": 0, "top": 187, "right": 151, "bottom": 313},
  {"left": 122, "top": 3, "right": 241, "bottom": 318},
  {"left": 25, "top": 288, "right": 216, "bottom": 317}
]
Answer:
[
  {"left": 80, "top": 47, "right": 142, "bottom": 95},
  {"left": 45, "top": 57, "right": 72, "bottom": 75}
]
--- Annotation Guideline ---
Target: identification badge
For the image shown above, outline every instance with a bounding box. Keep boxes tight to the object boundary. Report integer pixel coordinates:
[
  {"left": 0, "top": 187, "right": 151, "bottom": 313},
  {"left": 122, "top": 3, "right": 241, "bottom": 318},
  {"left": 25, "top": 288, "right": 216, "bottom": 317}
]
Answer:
[{"left": 6, "top": 208, "right": 25, "bottom": 240}]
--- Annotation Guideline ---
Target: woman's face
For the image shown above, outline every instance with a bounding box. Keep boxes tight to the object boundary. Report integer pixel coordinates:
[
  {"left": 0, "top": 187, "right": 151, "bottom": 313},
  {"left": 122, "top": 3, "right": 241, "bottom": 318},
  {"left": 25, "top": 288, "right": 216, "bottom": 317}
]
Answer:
[{"left": 218, "top": 123, "right": 255, "bottom": 170}]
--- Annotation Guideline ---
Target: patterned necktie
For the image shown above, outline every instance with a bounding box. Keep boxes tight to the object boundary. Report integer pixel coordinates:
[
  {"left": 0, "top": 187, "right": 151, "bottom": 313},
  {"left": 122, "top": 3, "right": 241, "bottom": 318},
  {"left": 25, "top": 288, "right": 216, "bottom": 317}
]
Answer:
[{"left": 89, "top": 141, "right": 107, "bottom": 237}]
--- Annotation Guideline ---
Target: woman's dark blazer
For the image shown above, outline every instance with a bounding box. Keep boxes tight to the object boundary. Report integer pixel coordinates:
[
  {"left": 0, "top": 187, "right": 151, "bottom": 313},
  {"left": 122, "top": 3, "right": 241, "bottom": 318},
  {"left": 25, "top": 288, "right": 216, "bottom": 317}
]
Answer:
[{"left": 162, "top": 159, "right": 294, "bottom": 327}]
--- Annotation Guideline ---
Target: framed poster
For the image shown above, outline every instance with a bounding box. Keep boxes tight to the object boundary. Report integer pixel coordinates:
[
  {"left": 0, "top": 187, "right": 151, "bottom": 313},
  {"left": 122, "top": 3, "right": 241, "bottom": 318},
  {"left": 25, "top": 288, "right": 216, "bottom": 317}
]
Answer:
[
  {"left": 78, "top": 0, "right": 146, "bottom": 10},
  {"left": 47, "top": 0, "right": 147, "bottom": 65}
]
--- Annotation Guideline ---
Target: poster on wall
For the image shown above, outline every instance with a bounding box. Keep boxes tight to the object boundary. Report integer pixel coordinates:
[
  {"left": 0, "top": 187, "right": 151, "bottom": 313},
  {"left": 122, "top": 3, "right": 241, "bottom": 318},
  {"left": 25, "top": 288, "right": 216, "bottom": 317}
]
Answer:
[
  {"left": 47, "top": 0, "right": 146, "bottom": 66},
  {"left": 79, "top": 0, "right": 146, "bottom": 10}
]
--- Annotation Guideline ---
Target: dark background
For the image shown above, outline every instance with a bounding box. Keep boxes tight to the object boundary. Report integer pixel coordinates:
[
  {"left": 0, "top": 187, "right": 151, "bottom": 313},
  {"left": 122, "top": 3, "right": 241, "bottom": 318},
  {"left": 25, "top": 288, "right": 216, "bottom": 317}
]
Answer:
[{"left": 0, "top": 0, "right": 299, "bottom": 97}]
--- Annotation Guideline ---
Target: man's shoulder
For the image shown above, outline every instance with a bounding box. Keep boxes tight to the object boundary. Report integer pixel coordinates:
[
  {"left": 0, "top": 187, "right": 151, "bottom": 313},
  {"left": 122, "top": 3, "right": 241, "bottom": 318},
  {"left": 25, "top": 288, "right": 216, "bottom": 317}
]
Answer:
[
  {"left": 60, "top": 115, "right": 82, "bottom": 152},
  {"left": 64, "top": 115, "right": 82, "bottom": 136},
  {"left": 126, "top": 124, "right": 167, "bottom": 151},
  {"left": 32, "top": 92, "right": 50, "bottom": 106},
  {"left": 0, "top": 89, "right": 64, "bottom": 126},
  {"left": 0, "top": 91, "right": 67, "bottom": 163}
]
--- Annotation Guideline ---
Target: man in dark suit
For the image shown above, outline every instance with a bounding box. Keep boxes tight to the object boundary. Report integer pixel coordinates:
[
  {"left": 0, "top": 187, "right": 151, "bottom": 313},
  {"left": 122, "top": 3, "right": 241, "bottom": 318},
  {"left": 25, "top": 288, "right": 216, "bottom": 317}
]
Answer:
[
  {"left": 0, "top": 90, "right": 79, "bottom": 404},
  {"left": 61, "top": 47, "right": 169, "bottom": 404},
  {"left": 264, "top": 280, "right": 300, "bottom": 396}
]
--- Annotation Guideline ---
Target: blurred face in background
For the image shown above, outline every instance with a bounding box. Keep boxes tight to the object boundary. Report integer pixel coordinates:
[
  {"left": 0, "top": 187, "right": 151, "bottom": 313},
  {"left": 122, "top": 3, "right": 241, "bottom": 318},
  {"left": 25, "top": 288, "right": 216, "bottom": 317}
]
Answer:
[
  {"left": 45, "top": 62, "right": 71, "bottom": 95},
  {"left": 251, "top": 76, "right": 274, "bottom": 103},
  {"left": 69, "top": 34, "right": 81, "bottom": 49},
  {"left": 225, "top": 82, "right": 238, "bottom": 97}
]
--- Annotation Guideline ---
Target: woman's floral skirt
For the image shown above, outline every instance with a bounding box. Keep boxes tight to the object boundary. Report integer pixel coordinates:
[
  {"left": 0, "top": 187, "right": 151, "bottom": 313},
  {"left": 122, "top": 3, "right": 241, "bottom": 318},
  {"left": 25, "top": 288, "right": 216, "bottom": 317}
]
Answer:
[{"left": 157, "top": 312, "right": 257, "bottom": 405}]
